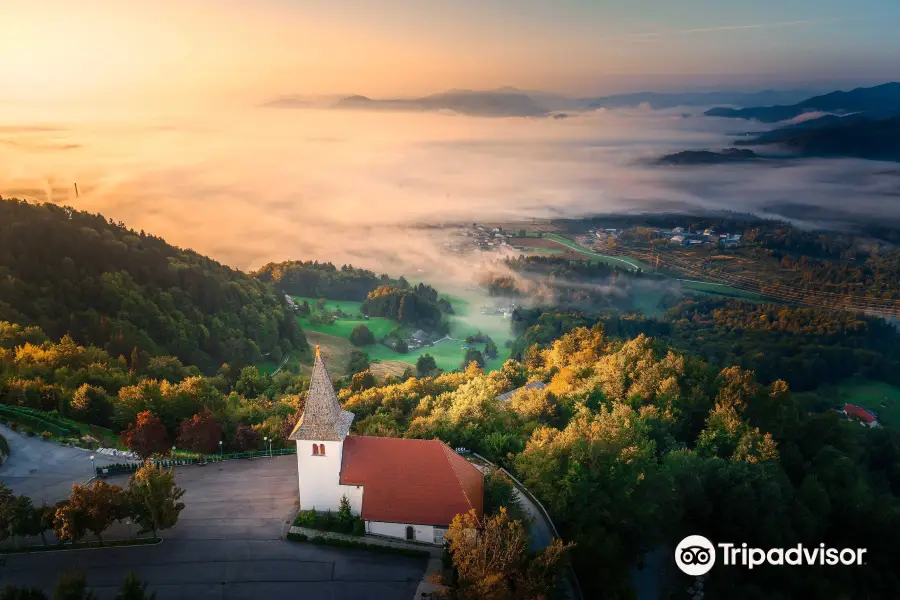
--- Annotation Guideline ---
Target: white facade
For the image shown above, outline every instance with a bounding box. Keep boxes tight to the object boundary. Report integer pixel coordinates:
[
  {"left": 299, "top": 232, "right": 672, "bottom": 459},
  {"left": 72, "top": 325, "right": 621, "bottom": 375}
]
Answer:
[
  {"left": 295, "top": 439, "right": 363, "bottom": 514},
  {"left": 367, "top": 521, "right": 448, "bottom": 545}
]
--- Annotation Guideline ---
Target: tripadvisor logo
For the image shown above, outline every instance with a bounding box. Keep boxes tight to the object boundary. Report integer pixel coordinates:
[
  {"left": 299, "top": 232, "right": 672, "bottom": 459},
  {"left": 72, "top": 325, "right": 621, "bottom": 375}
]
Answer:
[{"left": 675, "top": 535, "right": 867, "bottom": 576}]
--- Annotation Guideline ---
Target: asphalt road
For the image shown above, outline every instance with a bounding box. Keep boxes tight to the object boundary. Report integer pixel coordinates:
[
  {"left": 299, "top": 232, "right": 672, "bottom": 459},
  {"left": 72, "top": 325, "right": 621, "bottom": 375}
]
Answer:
[
  {"left": 0, "top": 425, "right": 121, "bottom": 504},
  {"left": 1, "top": 454, "right": 425, "bottom": 599}
]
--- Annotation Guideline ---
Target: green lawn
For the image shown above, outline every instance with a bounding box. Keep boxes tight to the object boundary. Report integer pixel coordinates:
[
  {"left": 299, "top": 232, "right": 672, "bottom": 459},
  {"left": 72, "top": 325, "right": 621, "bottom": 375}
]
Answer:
[
  {"left": 288, "top": 291, "right": 513, "bottom": 373},
  {"left": 825, "top": 380, "right": 900, "bottom": 428},
  {"left": 292, "top": 297, "right": 398, "bottom": 339}
]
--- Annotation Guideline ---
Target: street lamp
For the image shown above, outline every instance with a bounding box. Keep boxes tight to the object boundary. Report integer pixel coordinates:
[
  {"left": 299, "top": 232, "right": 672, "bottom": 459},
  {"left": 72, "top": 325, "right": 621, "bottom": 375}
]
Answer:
[
  {"left": 171, "top": 445, "right": 176, "bottom": 468},
  {"left": 263, "top": 437, "right": 268, "bottom": 457},
  {"left": 219, "top": 440, "right": 223, "bottom": 459},
  {"left": 90, "top": 455, "right": 95, "bottom": 475}
]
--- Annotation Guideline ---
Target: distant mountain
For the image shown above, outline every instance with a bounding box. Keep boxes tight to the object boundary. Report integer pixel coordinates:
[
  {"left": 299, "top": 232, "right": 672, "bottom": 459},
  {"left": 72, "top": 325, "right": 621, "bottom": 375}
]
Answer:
[
  {"left": 656, "top": 148, "right": 760, "bottom": 165},
  {"left": 260, "top": 94, "right": 347, "bottom": 109},
  {"left": 581, "top": 89, "right": 817, "bottom": 111},
  {"left": 331, "top": 89, "right": 549, "bottom": 117},
  {"left": 740, "top": 115, "right": 900, "bottom": 161},
  {"left": 704, "top": 82, "right": 900, "bottom": 122},
  {"left": 264, "top": 86, "right": 822, "bottom": 117}
]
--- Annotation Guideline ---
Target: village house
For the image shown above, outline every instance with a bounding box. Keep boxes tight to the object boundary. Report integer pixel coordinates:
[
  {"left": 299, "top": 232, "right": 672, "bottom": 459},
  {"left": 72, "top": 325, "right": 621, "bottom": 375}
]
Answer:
[
  {"left": 841, "top": 403, "right": 881, "bottom": 427},
  {"left": 290, "top": 348, "right": 484, "bottom": 545}
]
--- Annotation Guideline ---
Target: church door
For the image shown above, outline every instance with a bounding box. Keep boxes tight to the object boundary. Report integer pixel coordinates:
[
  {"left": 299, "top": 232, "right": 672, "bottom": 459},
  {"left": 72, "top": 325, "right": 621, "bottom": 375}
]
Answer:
[{"left": 405, "top": 526, "right": 415, "bottom": 541}]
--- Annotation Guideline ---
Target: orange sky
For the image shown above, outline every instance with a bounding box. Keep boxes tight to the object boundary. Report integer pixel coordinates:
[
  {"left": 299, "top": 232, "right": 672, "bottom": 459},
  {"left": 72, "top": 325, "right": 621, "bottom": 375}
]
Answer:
[{"left": 3, "top": 0, "right": 898, "bottom": 115}]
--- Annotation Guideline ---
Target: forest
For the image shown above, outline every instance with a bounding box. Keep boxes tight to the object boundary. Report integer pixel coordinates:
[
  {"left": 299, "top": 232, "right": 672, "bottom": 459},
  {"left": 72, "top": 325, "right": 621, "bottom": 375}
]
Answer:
[
  {"left": 509, "top": 299, "right": 900, "bottom": 394},
  {"left": 360, "top": 284, "right": 448, "bottom": 332},
  {"left": 338, "top": 326, "right": 900, "bottom": 599},
  {"left": 665, "top": 297, "right": 900, "bottom": 391},
  {"left": 0, "top": 199, "right": 305, "bottom": 373},
  {"left": 253, "top": 260, "right": 407, "bottom": 301}
]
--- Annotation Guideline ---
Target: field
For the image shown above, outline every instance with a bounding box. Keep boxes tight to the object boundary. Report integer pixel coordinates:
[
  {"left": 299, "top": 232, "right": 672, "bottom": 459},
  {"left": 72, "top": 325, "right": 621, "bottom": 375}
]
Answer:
[
  {"left": 507, "top": 237, "right": 570, "bottom": 256},
  {"left": 292, "top": 297, "right": 398, "bottom": 338},
  {"left": 678, "top": 280, "right": 762, "bottom": 300},
  {"left": 543, "top": 233, "right": 649, "bottom": 271},
  {"left": 820, "top": 379, "right": 900, "bottom": 429},
  {"left": 289, "top": 292, "right": 514, "bottom": 375}
]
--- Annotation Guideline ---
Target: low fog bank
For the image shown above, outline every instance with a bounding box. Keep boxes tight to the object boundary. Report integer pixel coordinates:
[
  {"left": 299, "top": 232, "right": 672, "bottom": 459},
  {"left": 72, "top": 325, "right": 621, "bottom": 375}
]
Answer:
[{"left": 2, "top": 106, "right": 899, "bottom": 284}]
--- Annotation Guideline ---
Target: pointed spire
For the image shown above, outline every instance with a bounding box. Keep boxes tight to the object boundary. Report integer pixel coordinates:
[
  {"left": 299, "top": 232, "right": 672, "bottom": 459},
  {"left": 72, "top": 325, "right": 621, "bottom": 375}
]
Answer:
[{"left": 289, "top": 349, "right": 354, "bottom": 441}]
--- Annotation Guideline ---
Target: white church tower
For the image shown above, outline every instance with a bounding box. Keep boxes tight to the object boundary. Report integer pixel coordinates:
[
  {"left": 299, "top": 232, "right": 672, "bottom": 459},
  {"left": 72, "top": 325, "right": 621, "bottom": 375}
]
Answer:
[{"left": 288, "top": 346, "right": 360, "bottom": 513}]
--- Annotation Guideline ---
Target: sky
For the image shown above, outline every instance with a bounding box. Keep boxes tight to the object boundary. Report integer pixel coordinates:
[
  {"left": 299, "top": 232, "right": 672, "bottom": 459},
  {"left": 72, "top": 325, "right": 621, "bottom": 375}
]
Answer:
[{"left": 2, "top": 0, "right": 899, "bottom": 111}]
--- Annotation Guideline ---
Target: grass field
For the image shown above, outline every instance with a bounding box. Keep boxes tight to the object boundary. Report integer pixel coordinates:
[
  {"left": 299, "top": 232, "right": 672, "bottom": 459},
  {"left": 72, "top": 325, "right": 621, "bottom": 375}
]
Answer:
[
  {"left": 823, "top": 379, "right": 900, "bottom": 428},
  {"left": 543, "top": 234, "right": 650, "bottom": 271},
  {"left": 678, "top": 280, "right": 762, "bottom": 300},
  {"left": 292, "top": 297, "right": 398, "bottom": 339},
  {"left": 288, "top": 291, "right": 514, "bottom": 375}
]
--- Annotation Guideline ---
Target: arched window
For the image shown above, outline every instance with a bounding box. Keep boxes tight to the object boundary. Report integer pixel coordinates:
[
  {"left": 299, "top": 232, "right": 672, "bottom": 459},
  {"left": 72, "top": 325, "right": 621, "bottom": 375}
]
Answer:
[
  {"left": 312, "top": 444, "right": 319, "bottom": 455},
  {"left": 405, "top": 526, "right": 415, "bottom": 541},
  {"left": 319, "top": 444, "right": 326, "bottom": 455}
]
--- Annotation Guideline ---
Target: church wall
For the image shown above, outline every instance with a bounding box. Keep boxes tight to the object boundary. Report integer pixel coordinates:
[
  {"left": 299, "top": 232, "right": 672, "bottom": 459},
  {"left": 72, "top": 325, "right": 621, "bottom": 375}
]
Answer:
[
  {"left": 296, "top": 439, "right": 346, "bottom": 512},
  {"left": 367, "top": 521, "right": 445, "bottom": 545},
  {"left": 296, "top": 439, "right": 364, "bottom": 514}
]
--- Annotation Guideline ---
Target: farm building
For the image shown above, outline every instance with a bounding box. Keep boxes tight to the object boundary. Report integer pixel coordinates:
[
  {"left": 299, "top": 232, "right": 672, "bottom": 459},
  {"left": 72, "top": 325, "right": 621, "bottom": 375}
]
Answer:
[{"left": 841, "top": 403, "right": 881, "bottom": 427}]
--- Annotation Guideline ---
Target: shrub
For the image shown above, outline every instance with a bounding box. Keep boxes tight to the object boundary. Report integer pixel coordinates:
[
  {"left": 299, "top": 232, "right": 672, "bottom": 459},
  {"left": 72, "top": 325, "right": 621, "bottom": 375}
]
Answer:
[
  {"left": 10, "top": 423, "right": 18, "bottom": 431},
  {"left": 23, "top": 426, "right": 36, "bottom": 437},
  {"left": 40, "top": 431, "right": 52, "bottom": 441},
  {"left": 293, "top": 509, "right": 318, "bottom": 527},
  {"left": 352, "top": 520, "right": 365, "bottom": 536}
]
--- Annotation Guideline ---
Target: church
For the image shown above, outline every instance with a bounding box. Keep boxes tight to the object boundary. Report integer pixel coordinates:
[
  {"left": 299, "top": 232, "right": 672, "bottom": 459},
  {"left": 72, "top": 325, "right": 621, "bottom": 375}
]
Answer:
[{"left": 289, "top": 347, "right": 484, "bottom": 545}]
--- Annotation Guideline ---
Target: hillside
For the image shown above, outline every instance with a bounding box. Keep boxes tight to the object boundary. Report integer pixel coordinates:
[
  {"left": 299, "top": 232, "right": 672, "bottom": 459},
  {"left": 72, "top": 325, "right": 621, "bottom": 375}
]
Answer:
[
  {"left": 0, "top": 198, "right": 305, "bottom": 372},
  {"left": 582, "top": 88, "right": 816, "bottom": 110},
  {"left": 704, "top": 81, "right": 900, "bottom": 122},
  {"left": 329, "top": 90, "right": 549, "bottom": 117},
  {"left": 742, "top": 115, "right": 900, "bottom": 161},
  {"left": 656, "top": 148, "right": 759, "bottom": 165}
]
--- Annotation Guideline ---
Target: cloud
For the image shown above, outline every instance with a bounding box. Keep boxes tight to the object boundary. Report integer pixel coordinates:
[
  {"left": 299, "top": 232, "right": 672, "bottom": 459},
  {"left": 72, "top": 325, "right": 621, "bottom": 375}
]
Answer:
[{"left": 1, "top": 106, "right": 897, "bottom": 284}]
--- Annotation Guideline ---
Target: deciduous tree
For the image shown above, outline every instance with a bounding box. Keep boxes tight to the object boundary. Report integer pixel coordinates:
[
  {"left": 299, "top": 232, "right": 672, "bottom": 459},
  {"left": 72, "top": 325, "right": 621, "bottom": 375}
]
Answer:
[
  {"left": 69, "top": 384, "right": 113, "bottom": 427},
  {"left": 233, "top": 425, "right": 262, "bottom": 451},
  {"left": 445, "top": 508, "right": 571, "bottom": 600},
  {"left": 120, "top": 411, "right": 169, "bottom": 459},
  {"left": 126, "top": 461, "right": 185, "bottom": 538},
  {"left": 54, "top": 482, "right": 124, "bottom": 544},
  {"left": 176, "top": 409, "right": 222, "bottom": 455},
  {"left": 415, "top": 354, "right": 439, "bottom": 377},
  {"left": 348, "top": 324, "right": 375, "bottom": 347}
]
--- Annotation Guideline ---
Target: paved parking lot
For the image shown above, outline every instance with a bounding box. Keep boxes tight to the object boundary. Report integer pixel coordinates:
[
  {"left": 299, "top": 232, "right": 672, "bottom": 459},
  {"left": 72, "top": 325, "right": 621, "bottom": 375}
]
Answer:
[
  {"left": 0, "top": 425, "right": 121, "bottom": 504},
  {"left": 0, "top": 454, "right": 426, "bottom": 599}
]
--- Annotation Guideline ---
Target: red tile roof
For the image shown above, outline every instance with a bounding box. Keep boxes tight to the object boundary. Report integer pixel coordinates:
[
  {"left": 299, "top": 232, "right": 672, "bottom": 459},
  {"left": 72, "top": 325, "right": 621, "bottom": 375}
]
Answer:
[
  {"left": 843, "top": 403, "right": 877, "bottom": 423},
  {"left": 340, "top": 436, "right": 484, "bottom": 526}
]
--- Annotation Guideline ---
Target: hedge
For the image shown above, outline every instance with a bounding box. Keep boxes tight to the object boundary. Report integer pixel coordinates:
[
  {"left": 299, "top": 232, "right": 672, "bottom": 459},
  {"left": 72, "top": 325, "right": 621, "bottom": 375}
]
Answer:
[
  {"left": 285, "top": 532, "right": 430, "bottom": 558},
  {"left": 0, "top": 405, "right": 79, "bottom": 437},
  {"left": 0, "top": 405, "right": 79, "bottom": 432}
]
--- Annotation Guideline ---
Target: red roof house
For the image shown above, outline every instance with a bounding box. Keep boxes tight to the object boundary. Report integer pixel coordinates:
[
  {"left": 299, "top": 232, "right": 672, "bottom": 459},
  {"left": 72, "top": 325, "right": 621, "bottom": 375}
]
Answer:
[
  {"left": 843, "top": 403, "right": 878, "bottom": 424},
  {"left": 341, "top": 436, "right": 483, "bottom": 526}
]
